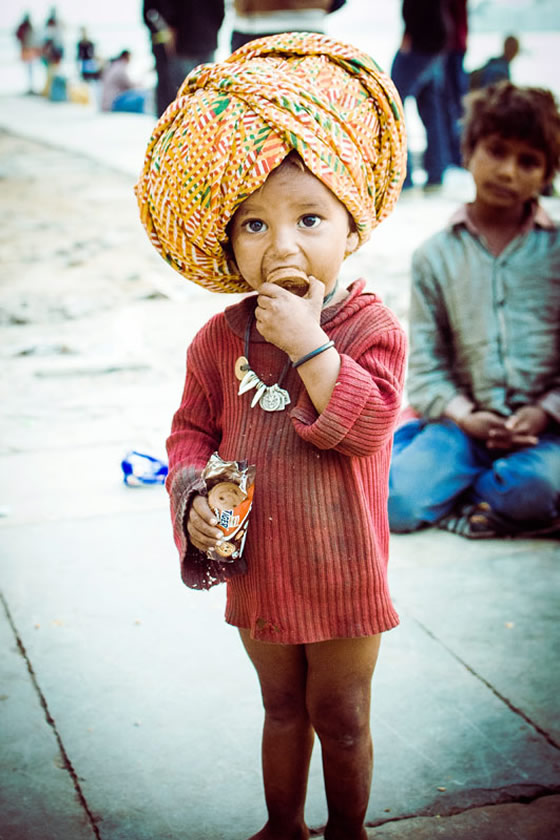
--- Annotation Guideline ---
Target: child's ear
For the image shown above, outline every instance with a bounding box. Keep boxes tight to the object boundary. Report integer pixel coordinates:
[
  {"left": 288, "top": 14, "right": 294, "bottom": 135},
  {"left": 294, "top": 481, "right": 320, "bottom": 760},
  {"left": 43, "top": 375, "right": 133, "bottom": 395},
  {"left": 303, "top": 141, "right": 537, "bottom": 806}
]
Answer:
[{"left": 345, "top": 229, "right": 359, "bottom": 256}]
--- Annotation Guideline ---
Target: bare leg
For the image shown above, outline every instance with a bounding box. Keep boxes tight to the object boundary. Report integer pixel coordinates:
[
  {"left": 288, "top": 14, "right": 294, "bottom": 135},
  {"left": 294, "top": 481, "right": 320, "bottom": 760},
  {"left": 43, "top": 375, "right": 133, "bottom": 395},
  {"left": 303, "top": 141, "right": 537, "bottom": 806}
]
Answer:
[
  {"left": 306, "top": 635, "right": 381, "bottom": 840},
  {"left": 240, "top": 629, "right": 314, "bottom": 840}
]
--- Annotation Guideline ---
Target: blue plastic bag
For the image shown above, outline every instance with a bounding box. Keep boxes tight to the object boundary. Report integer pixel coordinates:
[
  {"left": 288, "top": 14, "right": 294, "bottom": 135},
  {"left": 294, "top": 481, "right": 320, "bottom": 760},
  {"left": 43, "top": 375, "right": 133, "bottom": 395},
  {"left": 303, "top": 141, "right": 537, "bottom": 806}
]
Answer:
[{"left": 121, "top": 451, "right": 168, "bottom": 486}]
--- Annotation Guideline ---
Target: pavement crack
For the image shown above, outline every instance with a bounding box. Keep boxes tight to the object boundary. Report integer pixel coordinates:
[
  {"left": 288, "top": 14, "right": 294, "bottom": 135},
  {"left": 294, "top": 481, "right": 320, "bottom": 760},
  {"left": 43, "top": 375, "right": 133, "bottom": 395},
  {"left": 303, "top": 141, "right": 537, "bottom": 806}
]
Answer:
[
  {"left": 366, "top": 787, "right": 560, "bottom": 828},
  {"left": 413, "top": 617, "right": 560, "bottom": 751},
  {"left": 1, "top": 591, "right": 102, "bottom": 839}
]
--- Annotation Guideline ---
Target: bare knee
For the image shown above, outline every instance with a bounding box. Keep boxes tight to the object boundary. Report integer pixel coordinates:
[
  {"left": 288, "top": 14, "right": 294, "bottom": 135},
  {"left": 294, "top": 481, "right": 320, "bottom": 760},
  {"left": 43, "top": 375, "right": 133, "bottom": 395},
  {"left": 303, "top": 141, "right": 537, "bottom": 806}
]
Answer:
[
  {"left": 262, "top": 690, "right": 309, "bottom": 729},
  {"left": 309, "top": 692, "right": 370, "bottom": 749}
]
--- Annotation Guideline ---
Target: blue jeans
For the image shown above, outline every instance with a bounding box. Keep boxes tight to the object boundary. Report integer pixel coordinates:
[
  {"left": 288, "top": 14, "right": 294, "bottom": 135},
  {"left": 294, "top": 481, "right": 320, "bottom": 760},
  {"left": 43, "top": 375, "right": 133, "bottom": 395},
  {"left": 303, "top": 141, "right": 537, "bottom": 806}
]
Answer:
[
  {"left": 111, "top": 89, "right": 148, "bottom": 113},
  {"left": 441, "top": 50, "right": 468, "bottom": 167},
  {"left": 152, "top": 50, "right": 215, "bottom": 116},
  {"left": 388, "top": 419, "right": 560, "bottom": 532},
  {"left": 390, "top": 49, "right": 449, "bottom": 187}
]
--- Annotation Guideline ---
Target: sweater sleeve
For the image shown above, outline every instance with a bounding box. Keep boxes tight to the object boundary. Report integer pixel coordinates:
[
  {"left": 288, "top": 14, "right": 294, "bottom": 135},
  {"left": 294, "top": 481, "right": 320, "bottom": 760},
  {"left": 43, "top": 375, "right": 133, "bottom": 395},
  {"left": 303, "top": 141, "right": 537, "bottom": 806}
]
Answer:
[{"left": 290, "top": 323, "right": 406, "bottom": 456}]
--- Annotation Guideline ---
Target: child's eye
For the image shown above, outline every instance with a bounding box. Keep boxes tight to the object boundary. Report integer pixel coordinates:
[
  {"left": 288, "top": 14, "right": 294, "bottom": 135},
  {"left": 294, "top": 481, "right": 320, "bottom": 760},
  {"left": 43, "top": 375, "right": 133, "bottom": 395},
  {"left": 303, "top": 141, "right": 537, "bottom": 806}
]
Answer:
[
  {"left": 299, "top": 214, "right": 321, "bottom": 229},
  {"left": 487, "top": 142, "right": 506, "bottom": 159},
  {"left": 243, "top": 219, "right": 267, "bottom": 233},
  {"left": 518, "top": 153, "right": 541, "bottom": 170}
]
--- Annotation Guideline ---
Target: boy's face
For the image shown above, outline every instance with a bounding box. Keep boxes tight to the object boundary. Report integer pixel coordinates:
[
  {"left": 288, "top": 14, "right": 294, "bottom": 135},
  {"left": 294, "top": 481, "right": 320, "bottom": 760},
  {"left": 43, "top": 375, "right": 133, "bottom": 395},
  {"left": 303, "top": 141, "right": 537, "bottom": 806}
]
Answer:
[
  {"left": 468, "top": 134, "right": 547, "bottom": 210},
  {"left": 229, "top": 161, "right": 358, "bottom": 296}
]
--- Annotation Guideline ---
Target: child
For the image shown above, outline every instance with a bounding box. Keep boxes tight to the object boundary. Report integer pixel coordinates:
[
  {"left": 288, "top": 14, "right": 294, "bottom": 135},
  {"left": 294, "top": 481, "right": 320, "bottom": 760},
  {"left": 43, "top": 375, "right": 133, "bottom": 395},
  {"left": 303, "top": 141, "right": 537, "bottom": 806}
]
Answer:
[
  {"left": 135, "top": 33, "right": 407, "bottom": 840},
  {"left": 389, "top": 81, "right": 560, "bottom": 539},
  {"left": 469, "top": 35, "right": 520, "bottom": 92}
]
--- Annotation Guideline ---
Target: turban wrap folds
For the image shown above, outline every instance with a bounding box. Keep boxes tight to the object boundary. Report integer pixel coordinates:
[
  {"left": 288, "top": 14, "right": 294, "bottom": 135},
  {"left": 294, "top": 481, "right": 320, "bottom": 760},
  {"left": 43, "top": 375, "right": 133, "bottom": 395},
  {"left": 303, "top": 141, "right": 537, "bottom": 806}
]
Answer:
[{"left": 135, "top": 32, "right": 406, "bottom": 293}]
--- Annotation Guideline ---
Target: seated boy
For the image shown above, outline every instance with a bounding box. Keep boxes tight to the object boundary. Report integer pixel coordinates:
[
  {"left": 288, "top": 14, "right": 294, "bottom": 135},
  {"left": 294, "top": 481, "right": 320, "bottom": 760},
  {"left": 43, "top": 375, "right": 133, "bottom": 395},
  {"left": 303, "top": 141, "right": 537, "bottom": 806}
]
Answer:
[{"left": 389, "top": 81, "right": 560, "bottom": 538}]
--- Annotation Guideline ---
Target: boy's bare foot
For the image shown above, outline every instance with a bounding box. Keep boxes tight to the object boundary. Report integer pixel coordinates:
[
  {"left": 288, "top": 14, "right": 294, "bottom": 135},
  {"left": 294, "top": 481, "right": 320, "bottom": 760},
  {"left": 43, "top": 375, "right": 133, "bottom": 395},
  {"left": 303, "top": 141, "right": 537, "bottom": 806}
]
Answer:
[
  {"left": 324, "top": 827, "right": 368, "bottom": 840},
  {"left": 247, "top": 821, "right": 309, "bottom": 840}
]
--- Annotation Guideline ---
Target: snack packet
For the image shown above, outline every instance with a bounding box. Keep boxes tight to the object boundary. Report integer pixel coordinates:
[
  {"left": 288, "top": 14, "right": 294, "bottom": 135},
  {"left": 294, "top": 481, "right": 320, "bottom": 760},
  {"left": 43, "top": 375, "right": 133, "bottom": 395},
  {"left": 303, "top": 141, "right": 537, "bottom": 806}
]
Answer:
[{"left": 201, "top": 452, "right": 256, "bottom": 563}]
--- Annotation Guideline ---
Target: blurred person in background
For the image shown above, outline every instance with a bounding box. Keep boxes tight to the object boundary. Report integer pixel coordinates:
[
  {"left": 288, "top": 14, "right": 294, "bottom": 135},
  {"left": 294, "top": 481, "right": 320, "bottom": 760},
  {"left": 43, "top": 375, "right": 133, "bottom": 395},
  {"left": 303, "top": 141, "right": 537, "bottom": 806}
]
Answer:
[
  {"left": 101, "top": 50, "right": 149, "bottom": 113},
  {"left": 41, "top": 8, "right": 64, "bottom": 63},
  {"left": 230, "top": 0, "right": 346, "bottom": 52},
  {"left": 441, "top": 0, "right": 468, "bottom": 168},
  {"left": 143, "top": 0, "right": 225, "bottom": 117},
  {"left": 389, "top": 82, "right": 560, "bottom": 540},
  {"left": 40, "top": 8, "right": 65, "bottom": 97},
  {"left": 469, "top": 34, "right": 520, "bottom": 91},
  {"left": 15, "top": 12, "right": 40, "bottom": 93},
  {"left": 391, "top": 0, "right": 449, "bottom": 190},
  {"left": 76, "top": 26, "right": 101, "bottom": 82},
  {"left": 46, "top": 45, "right": 67, "bottom": 102}
]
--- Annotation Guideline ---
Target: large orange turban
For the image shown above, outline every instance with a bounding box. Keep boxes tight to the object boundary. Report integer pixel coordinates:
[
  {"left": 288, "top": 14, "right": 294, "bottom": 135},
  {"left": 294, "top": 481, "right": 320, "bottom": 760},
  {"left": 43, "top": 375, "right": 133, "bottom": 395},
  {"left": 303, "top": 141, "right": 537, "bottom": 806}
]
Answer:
[{"left": 135, "top": 32, "right": 406, "bottom": 293}]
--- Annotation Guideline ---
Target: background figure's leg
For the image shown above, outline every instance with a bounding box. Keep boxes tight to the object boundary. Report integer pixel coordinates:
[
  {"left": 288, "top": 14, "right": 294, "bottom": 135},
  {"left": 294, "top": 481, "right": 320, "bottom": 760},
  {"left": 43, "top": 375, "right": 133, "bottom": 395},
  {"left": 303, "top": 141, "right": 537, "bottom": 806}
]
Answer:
[
  {"left": 239, "top": 630, "right": 313, "bottom": 840},
  {"left": 416, "top": 57, "right": 450, "bottom": 186},
  {"left": 306, "top": 636, "right": 382, "bottom": 840},
  {"left": 152, "top": 45, "right": 173, "bottom": 117},
  {"left": 168, "top": 52, "right": 215, "bottom": 99},
  {"left": 473, "top": 435, "right": 560, "bottom": 522},
  {"left": 389, "top": 420, "right": 488, "bottom": 532},
  {"left": 391, "top": 51, "right": 422, "bottom": 188},
  {"left": 442, "top": 50, "right": 468, "bottom": 166}
]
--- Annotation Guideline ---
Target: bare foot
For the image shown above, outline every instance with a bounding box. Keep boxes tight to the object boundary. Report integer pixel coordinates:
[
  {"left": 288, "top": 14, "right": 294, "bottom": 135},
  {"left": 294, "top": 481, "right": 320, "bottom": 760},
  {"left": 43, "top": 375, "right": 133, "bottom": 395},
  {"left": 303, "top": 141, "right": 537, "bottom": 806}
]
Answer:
[
  {"left": 247, "top": 821, "right": 309, "bottom": 840},
  {"left": 323, "top": 826, "right": 368, "bottom": 840}
]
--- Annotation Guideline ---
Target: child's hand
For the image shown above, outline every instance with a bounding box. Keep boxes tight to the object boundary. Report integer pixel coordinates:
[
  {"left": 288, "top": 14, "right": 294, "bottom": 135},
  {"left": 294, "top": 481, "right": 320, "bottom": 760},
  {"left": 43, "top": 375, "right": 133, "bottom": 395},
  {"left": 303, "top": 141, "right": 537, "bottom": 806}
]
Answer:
[
  {"left": 186, "top": 494, "right": 222, "bottom": 551},
  {"left": 459, "top": 410, "right": 540, "bottom": 449},
  {"left": 504, "top": 405, "right": 548, "bottom": 440},
  {"left": 459, "top": 410, "right": 506, "bottom": 441},
  {"left": 254, "top": 275, "right": 327, "bottom": 358}
]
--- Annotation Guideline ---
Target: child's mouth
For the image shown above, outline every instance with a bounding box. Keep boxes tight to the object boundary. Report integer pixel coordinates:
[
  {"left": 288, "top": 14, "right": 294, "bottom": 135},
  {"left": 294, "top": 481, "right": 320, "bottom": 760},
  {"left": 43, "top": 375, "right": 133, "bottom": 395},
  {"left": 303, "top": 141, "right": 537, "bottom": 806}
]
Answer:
[
  {"left": 487, "top": 182, "right": 517, "bottom": 200},
  {"left": 266, "top": 267, "right": 310, "bottom": 296}
]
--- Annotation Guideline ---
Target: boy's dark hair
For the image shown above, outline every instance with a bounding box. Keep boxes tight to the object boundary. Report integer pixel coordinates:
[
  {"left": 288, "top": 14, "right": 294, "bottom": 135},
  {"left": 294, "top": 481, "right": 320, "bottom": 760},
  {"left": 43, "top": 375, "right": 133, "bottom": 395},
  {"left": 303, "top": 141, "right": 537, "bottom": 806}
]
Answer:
[{"left": 461, "top": 81, "right": 560, "bottom": 182}]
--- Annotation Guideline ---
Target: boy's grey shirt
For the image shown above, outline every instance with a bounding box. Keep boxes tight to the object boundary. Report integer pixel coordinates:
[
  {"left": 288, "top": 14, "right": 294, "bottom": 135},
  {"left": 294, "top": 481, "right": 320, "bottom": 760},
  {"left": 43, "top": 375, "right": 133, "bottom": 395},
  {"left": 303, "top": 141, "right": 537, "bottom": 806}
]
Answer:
[{"left": 407, "top": 202, "right": 560, "bottom": 424}]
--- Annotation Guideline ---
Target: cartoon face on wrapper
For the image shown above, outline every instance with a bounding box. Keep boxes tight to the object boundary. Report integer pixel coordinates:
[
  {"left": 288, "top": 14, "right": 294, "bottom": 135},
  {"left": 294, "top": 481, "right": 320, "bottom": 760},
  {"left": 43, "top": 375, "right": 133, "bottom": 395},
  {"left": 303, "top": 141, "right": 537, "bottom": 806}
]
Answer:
[{"left": 208, "top": 481, "right": 246, "bottom": 512}]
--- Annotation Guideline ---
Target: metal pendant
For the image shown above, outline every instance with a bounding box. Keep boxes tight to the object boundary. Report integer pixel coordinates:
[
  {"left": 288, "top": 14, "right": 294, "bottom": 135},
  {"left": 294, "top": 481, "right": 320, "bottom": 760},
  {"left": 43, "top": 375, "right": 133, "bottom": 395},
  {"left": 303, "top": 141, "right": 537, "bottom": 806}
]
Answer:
[
  {"left": 259, "top": 384, "right": 291, "bottom": 412},
  {"left": 235, "top": 359, "right": 290, "bottom": 412}
]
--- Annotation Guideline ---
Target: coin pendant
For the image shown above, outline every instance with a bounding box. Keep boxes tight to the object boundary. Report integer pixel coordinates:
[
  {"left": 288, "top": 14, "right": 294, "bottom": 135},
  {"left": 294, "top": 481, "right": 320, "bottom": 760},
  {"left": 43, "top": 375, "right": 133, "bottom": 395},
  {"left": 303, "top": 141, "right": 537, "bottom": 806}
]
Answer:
[
  {"left": 234, "top": 356, "right": 250, "bottom": 381},
  {"left": 260, "top": 385, "right": 291, "bottom": 412},
  {"left": 276, "top": 389, "right": 291, "bottom": 410}
]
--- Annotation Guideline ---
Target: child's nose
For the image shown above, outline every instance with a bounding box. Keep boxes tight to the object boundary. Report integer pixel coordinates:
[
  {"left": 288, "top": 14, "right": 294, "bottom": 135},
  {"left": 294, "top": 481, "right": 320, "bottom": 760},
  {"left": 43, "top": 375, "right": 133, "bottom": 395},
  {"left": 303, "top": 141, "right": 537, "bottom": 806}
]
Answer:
[
  {"left": 269, "top": 226, "right": 298, "bottom": 257},
  {"left": 496, "top": 154, "right": 517, "bottom": 179}
]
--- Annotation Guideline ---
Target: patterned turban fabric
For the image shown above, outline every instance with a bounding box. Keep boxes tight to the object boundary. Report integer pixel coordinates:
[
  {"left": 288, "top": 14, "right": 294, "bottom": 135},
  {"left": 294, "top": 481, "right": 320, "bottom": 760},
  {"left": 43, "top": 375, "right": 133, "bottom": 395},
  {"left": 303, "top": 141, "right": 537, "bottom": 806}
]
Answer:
[{"left": 135, "top": 32, "right": 406, "bottom": 293}]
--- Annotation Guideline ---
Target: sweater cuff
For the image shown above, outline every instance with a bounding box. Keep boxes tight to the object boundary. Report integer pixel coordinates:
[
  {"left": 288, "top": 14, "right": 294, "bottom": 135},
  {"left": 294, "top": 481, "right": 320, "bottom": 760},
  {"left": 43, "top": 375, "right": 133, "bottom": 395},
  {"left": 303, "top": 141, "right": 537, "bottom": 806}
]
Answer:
[
  {"left": 290, "top": 355, "right": 371, "bottom": 449},
  {"left": 167, "top": 464, "right": 248, "bottom": 590}
]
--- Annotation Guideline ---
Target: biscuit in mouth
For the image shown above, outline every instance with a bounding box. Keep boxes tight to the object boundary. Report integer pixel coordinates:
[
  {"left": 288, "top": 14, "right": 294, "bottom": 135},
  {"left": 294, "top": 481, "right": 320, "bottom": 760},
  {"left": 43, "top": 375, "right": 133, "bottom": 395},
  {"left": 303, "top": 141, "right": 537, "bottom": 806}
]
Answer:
[{"left": 267, "top": 267, "right": 310, "bottom": 296}]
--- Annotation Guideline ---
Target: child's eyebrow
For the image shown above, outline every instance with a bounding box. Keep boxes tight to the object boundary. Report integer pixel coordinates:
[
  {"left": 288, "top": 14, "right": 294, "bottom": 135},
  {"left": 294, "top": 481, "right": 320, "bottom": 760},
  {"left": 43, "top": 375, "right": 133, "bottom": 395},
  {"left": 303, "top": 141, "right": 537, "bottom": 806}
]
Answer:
[
  {"left": 234, "top": 204, "right": 264, "bottom": 219},
  {"left": 236, "top": 200, "right": 326, "bottom": 218},
  {"left": 294, "top": 202, "right": 326, "bottom": 211}
]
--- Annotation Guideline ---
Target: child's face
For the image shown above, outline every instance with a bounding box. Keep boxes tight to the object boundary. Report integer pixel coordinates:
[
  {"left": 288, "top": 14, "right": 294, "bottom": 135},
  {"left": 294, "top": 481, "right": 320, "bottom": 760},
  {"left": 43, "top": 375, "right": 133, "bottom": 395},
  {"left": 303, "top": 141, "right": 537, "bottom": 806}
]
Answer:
[
  {"left": 229, "top": 161, "right": 358, "bottom": 296},
  {"left": 468, "top": 134, "right": 547, "bottom": 210}
]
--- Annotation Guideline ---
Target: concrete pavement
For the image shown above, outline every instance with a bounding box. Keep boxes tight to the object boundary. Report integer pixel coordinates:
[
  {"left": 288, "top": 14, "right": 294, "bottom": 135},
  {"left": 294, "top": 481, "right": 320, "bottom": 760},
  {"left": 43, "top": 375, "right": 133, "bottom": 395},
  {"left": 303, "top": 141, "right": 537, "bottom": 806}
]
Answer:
[{"left": 1, "top": 92, "right": 559, "bottom": 840}]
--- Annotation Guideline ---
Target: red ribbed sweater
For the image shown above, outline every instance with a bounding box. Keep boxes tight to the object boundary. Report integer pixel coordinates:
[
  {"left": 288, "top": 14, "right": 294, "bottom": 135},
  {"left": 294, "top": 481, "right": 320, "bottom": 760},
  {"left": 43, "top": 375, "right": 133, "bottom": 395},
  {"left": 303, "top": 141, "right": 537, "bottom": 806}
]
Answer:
[{"left": 166, "top": 279, "right": 406, "bottom": 643}]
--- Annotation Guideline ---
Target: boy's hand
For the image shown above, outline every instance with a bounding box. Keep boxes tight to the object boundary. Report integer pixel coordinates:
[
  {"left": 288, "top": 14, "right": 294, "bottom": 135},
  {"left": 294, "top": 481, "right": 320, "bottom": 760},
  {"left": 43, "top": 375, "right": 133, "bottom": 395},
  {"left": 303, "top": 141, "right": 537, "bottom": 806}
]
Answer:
[
  {"left": 459, "top": 409, "right": 542, "bottom": 449},
  {"left": 186, "top": 494, "right": 222, "bottom": 551},
  {"left": 459, "top": 410, "right": 508, "bottom": 443},
  {"left": 504, "top": 405, "right": 548, "bottom": 439},
  {"left": 254, "top": 275, "right": 327, "bottom": 357}
]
